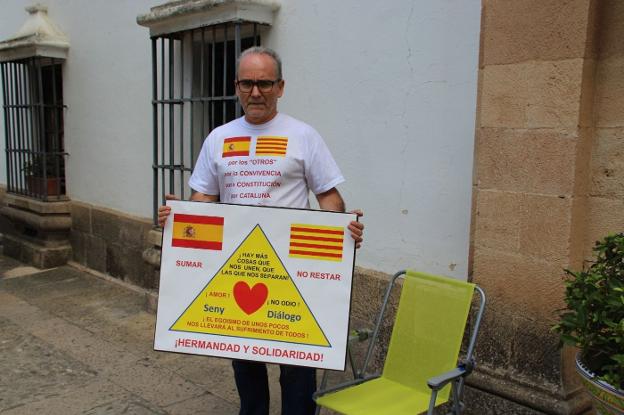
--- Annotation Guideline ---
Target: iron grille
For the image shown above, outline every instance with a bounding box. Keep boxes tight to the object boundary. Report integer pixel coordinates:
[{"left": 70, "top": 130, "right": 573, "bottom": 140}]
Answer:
[
  {"left": 1, "top": 57, "right": 67, "bottom": 201},
  {"left": 151, "top": 22, "right": 259, "bottom": 225}
]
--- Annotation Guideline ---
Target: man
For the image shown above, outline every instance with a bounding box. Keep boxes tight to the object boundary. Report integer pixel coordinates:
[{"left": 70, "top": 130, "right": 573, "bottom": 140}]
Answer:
[{"left": 159, "top": 46, "right": 363, "bottom": 415}]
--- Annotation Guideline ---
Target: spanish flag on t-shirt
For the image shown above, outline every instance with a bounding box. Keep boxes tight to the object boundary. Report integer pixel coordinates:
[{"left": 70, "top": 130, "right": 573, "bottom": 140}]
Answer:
[
  {"left": 172, "top": 214, "right": 224, "bottom": 250},
  {"left": 289, "top": 224, "right": 344, "bottom": 262},
  {"left": 222, "top": 136, "right": 251, "bottom": 157}
]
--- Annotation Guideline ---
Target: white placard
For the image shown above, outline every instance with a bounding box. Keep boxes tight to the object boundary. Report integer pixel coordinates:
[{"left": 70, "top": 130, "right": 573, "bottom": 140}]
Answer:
[{"left": 155, "top": 201, "right": 356, "bottom": 370}]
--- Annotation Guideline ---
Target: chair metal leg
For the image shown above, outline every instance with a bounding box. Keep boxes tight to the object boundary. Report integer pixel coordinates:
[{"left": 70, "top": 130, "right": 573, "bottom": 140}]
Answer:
[{"left": 427, "top": 390, "right": 439, "bottom": 415}]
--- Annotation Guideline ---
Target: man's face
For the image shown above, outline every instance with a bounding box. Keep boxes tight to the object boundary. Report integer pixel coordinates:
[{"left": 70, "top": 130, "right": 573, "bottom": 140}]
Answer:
[{"left": 236, "top": 53, "right": 285, "bottom": 125}]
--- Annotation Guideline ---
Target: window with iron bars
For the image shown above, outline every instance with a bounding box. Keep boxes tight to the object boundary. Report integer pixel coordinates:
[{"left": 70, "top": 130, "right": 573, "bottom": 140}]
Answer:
[
  {"left": 1, "top": 57, "right": 67, "bottom": 201},
  {"left": 151, "top": 22, "right": 259, "bottom": 225}
]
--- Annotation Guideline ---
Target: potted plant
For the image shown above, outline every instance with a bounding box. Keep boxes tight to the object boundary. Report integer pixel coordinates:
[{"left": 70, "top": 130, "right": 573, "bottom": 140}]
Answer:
[
  {"left": 554, "top": 232, "right": 624, "bottom": 414},
  {"left": 22, "top": 154, "right": 64, "bottom": 196}
]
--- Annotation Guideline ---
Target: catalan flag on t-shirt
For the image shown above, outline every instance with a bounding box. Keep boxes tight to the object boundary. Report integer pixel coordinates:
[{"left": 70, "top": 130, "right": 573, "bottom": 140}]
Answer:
[
  {"left": 172, "top": 214, "right": 224, "bottom": 250},
  {"left": 255, "top": 136, "right": 288, "bottom": 157},
  {"left": 222, "top": 136, "right": 251, "bottom": 157},
  {"left": 289, "top": 224, "right": 344, "bottom": 262}
]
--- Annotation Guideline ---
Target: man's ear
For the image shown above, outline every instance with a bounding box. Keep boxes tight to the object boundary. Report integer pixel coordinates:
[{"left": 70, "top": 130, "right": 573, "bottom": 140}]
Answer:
[{"left": 277, "top": 79, "right": 285, "bottom": 98}]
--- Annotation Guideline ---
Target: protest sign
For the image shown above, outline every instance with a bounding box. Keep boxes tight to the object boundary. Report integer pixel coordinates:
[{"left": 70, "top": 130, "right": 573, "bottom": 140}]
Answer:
[{"left": 154, "top": 201, "right": 356, "bottom": 370}]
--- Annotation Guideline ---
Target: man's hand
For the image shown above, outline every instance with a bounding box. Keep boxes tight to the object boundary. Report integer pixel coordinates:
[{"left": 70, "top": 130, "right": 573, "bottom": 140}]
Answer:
[
  {"left": 348, "top": 209, "right": 364, "bottom": 249},
  {"left": 157, "top": 194, "right": 180, "bottom": 227}
]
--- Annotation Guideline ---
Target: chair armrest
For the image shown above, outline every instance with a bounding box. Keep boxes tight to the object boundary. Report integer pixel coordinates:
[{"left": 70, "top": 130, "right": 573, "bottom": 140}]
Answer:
[
  {"left": 313, "top": 374, "right": 380, "bottom": 399},
  {"left": 427, "top": 360, "right": 475, "bottom": 391}
]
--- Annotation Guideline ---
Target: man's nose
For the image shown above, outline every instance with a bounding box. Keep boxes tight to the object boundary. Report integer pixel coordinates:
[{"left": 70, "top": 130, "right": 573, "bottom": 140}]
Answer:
[{"left": 250, "top": 84, "right": 262, "bottom": 96}]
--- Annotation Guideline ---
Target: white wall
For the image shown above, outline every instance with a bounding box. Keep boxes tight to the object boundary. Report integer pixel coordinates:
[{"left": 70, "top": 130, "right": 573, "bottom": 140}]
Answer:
[
  {"left": 0, "top": 0, "right": 154, "bottom": 218},
  {"left": 266, "top": 1, "right": 481, "bottom": 277},
  {"left": 0, "top": 1, "right": 481, "bottom": 278}
]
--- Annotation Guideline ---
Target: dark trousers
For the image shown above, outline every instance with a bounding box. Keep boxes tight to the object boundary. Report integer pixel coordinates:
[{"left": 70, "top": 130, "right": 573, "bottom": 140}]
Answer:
[{"left": 232, "top": 360, "right": 316, "bottom": 415}]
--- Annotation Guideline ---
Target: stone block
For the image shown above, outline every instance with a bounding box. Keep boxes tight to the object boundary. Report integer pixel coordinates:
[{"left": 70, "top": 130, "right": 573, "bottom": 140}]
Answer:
[
  {"left": 474, "top": 190, "right": 522, "bottom": 253},
  {"left": 463, "top": 385, "right": 550, "bottom": 414},
  {"left": 594, "top": 56, "right": 624, "bottom": 127},
  {"left": 70, "top": 231, "right": 87, "bottom": 265},
  {"left": 597, "top": 0, "right": 624, "bottom": 59},
  {"left": 119, "top": 216, "right": 152, "bottom": 250},
  {"left": 510, "top": 316, "right": 562, "bottom": 386},
  {"left": 70, "top": 201, "right": 92, "bottom": 233},
  {"left": 2, "top": 234, "right": 70, "bottom": 269},
  {"left": 86, "top": 235, "right": 107, "bottom": 273},
  {"left": 92, "top": 208, "right": 122, "bottom": 243},
  {"left": 585, "top": 196, "right": 624, "bottom": 260},
  {"left": 472, "top": 249, "right": 566, "bottom": 320},
  {"left": 480, "top": 59, "right": 584, "bottom": 129},
  {"left": 579, "top": 59, "right": 597, "bottom": 128},
  {"left": 481, "top": 0, "right": 594, "bottom": 66},
  {"left": 121, "top": 248, "right": 152, "bottom": 288},
  {"left": 475, "top": 128, "right": 577, "bottom": 195},
  {"left": 519, "top": 194, "right": 572, "bottom": 264},
  {"left": 106, "top": 243, "right": 152, "bottom": 288},
  {"left": 147, "top": 229, "right": 163, "bottom": 247},
  {"left": 590, "top": 127, "right": 624, "bottom": 197},
  {"left": 472, "top": 307, "right": 513, "bottom": 371},
  {"left": 106, "top": 243, "right": 124, "bottom": 279}
]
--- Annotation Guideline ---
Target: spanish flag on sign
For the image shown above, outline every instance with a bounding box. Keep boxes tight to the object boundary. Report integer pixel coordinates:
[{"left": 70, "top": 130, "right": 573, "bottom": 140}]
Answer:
[
  {"left": 172, "top": 214, "right": 224, "bottom": 250},
  {"left": 222, "top": 136, "right": 251, "bottom": 157},
  {"left": 289, "top": 224, "right": 344, "bottom": 262},
  {"left": 256, "top": 136, "right": 288, "bottom": 157}
]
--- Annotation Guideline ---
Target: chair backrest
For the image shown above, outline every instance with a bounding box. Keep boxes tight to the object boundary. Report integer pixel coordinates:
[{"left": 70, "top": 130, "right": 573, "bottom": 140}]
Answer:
[{"left": 382, "top": 270, "right": 475, "bottom": 400}]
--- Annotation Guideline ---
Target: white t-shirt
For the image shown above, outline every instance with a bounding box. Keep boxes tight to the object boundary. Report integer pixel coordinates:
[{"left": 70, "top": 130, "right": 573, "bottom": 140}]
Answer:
[{"left": 189, "top": 113, "right": 344, "bottom": 209}]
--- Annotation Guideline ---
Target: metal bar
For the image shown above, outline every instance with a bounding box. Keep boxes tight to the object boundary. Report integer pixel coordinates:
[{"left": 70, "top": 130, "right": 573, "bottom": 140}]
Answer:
[
  {"left": 15, "top": 62, "right": 25, "bottom": 194},
  {"left": 20, "top": 62, "right": 30, "bottom": 195},
  {"left": 189, "top": 31, "right": 195, "bottom": 171},
  {"left": 253, "top": 22, "right": 258, "bottom": 46},
  {"left": 51, "top": 62, "right": 61, "bottom": 195},
  {"left": 10, "top": 63, "right": 20, "bottom": 194},
  {"left": 151, "top": 37, "right": 159, "bottom": 225},
  {"left": 202, "top": 27, "right": 207, "bottom": 144},
  {"left": 27, "top": 58, "right": 38, "bottom": 197},
  {"left": 154, "top": 96, "right": 237, "bottom": 104},
  {"left": 1, "top": 64, "right": 12, "bottom": 192},
  {"left": 211, "top": 26, "right": 216, "bottom": 132},
  {"left": 168, "top": 37, "right": 175, "bottom": 195},
  {"left": 235, "top": 22, "right": 241, "bottom": 118},
  {"left": 152, "top": 164, "right": 192, "bottom": 171},
  {"left": 179, "top": 37, "right": 185, "bottom": 199},
  {"left": 36, "top": 59, "right": 47, "bottom": 200},
  {"left": 222, "top": 23, "right": 227, "bottom": 125},
  {"left": 160, "top": 38, "right": 166, "bottom": 207},
  {"left": 361, "top": 270, "right": 406, "bottom": 376}
]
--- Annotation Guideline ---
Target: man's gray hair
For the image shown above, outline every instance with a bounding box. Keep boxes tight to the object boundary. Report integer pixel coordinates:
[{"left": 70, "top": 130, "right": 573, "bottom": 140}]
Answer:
[{"left": 236, "top": 46, "right": 283, "bottom": 80}]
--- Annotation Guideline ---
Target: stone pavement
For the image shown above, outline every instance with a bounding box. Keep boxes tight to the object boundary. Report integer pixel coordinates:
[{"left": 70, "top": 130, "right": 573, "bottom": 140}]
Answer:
[{"left": 0, "top": 255, "right": 293, "bottom": 415}]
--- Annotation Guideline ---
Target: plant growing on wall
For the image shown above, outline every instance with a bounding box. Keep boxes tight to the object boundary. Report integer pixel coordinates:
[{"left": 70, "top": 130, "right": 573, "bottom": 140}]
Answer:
[{"left": 554, "top": 232, "right": 624, "bottom": 390}]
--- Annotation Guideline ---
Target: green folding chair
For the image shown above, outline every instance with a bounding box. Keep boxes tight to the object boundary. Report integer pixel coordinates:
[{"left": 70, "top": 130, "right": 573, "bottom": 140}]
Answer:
[{"left": 314, "top": 270, "right": 486, "bottom": 415}]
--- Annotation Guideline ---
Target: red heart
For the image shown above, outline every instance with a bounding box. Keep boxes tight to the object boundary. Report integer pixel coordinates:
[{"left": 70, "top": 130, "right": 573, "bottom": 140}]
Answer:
[{"left": 233, "top": 281, "right": 268, "bottom": 315}]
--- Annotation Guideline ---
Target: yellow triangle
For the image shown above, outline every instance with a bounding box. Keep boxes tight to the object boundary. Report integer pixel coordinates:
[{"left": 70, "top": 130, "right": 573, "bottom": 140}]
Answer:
[{"left": 170, "top": 225, "right": 330, "bottom": 347}]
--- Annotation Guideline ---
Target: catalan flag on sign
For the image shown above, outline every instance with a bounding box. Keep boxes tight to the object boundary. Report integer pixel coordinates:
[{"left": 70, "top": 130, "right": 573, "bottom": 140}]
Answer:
[
  {"left": 172, "top": 214, "right": 224, "bottom": 250},
  {"left": 222, "top": 136, "right": 251, "bottom": 157},
  {"left": 255, "top": 136, "right": 288, "bottom": 157},
  {"left": 289, "top": 224, "right": 344, "bottom": 262}
]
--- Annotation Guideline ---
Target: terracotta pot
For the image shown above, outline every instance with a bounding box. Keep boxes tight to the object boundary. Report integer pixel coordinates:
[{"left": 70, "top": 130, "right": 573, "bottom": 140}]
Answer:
[
  {"left": 26, "top": 175, "right": 62, "bottom": 196},
  {"left": 576, "top": 354, "right": 624, "bottom": 415}
]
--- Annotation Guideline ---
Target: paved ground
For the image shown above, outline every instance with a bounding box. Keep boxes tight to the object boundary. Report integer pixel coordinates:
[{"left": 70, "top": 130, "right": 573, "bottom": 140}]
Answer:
[{"left": 0, "top": 255, "right": 296, "bottom": 415}]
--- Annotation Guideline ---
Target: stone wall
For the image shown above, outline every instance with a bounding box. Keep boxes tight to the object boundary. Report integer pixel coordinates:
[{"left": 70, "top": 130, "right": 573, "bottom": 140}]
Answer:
[
  {"left": 585, "top": 1, "right": 624, "bottom": 260},
  {"left": 469, "top": 0, "right": 623, "bottom": 414},
  {"left": 70, "top": 201, "right": 157, "bottom": 289}
]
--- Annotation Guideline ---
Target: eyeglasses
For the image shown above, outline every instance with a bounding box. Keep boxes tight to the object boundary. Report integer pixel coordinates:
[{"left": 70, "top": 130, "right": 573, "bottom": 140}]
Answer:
[{"left": 236, "top": 79, "right": 280, "bottom": 93}]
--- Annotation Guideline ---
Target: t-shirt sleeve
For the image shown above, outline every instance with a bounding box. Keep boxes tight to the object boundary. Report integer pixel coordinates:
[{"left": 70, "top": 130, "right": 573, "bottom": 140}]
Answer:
[
  {"left": 188, "top": 134, "right": 220, "bottom": 195},
  {"left": 304, "top": 127, "right": 345, "bottom": 195}
]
